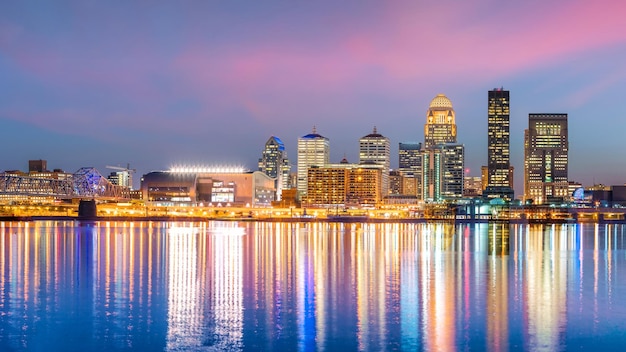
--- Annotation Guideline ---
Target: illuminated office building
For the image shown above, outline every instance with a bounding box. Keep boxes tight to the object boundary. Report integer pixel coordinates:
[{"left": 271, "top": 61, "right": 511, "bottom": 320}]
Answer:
[
  {"left": 258, "top": 136, "right": 291, "bottom": 199},
  {"left": 421, "top": 94, "right": 464, "bottom": 201},
  {"left": 424, "top": 94, "right": 457, "bottom": 148},
  {"left": 398, "top": 142, "right": 422, "bottom": 196},
  {"left": 421, "top": 144, "right": 464, "bottom": 201},
  {"left": 524, "top": 113, "right": 569, "bottom": 204},
  {"left": 399, "top": 142, "right": 422, "bottom": 176},
  {"left": 485, "top": 88, "right": 514, "bottom": 200},
  {"left": 297, "top": 127, "right": 330, "bottom": 198},
  {"left": 305, "top": 162, "right": 382, "bottom": 207},
  {"left": 359, "top": 127, "right": 390, "bottom": 195},
  {"left": 389, "top": 170, "right": 403, "bottom": 195}
]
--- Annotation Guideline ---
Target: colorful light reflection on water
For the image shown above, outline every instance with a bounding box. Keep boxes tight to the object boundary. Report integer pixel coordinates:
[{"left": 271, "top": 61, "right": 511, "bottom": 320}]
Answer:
[{"left": 1, "top": 221, "right": 626, "bottom": 351}]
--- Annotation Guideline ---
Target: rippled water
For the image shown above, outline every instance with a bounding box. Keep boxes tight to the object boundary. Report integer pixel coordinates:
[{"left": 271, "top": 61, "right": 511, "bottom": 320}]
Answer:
[{"left": 1, "top": 220, "right": 626, "bottom": 351}]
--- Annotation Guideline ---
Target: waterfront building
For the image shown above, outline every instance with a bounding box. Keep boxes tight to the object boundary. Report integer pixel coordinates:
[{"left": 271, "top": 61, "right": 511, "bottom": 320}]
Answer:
[
  {"left": 421, "top": 94, "right": 464, "bottom": 201},
  {"left": 389, "top": 170, "right": 403, "bottom": 195},
  {"left": 399, "top": 142, "right": 422, "bottom": 197},
  {"left": 421, "top": 144, "right": 464, "bottom": 201},
  {"left": 399, "top": 142, "right": 422, "bottom": 176},
  {"left": 463, "top": 175, "right": 483, "bottom": 197},
  {"left": 484, "top": 88, "right": 514, "bottom": 200},
  {"left": 141, "top": 168, "right": 275, "bottom": 206},
  {"left": 524, "top": 113, "right": 569, "bottom": 204},
  {"left": 305, "top": 162, "right": 382, "bottom": 207},
  {"left": 107, "top": 171, "right": 132, "bottom": 188},
  {"left": 424, "top": 94, "right": 457, "bottom": 148},
  {"left": 297, "top": 127, "right": 329, "bottom": 198},
  {"left": 258, "top": 136, "right": 291, "bottom": 200},
  {"left": 359, "top": 127, "right": 390, "bottom": 195}
]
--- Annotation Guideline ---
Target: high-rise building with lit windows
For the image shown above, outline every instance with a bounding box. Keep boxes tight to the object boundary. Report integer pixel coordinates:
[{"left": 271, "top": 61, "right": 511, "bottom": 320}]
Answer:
[
  {"left": 424, "top": 94, "right": 457, "bottom": 148},
  {"left": 359, "top": 127, "right": 390, "bottom": 195},
  {"left": 524, "top": 113, "right": 568, "bottom": 204},
  {"left": 485, "top": 89, "right": 514, "bottom": 200},
  {"left": 297, "top": 127, "right": 330, "bottom": 197},
  {"left": 399, "top": 142, "right": 422, "bottom": 176},
  {"left": 258, "top": 136, "right": 291, "bottom": 199},
  {"left": 421, "top": 144, "right": 464, "bottom": 201},
  {"left": 421, "top": 94, "right": 464, "bottom": 201},
  {"left": 398, "top": 142, "right": 422, "bottom": 197}
]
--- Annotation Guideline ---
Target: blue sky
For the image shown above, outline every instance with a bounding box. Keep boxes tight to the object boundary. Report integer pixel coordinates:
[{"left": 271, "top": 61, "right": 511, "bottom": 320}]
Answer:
[{"left": 1, "top": 1, "right": 626, "bottom": 193}]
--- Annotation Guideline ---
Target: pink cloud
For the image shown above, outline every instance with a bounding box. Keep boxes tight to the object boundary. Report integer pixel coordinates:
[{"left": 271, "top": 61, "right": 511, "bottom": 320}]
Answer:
[{"left": 3, "top": 0, "right": 626, "bottom": 136}]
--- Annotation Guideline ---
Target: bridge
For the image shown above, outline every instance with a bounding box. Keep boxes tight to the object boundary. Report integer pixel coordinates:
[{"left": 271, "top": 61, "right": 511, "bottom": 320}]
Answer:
[{"left": 0, "top": 167, "right": 130, "bottom": 201}]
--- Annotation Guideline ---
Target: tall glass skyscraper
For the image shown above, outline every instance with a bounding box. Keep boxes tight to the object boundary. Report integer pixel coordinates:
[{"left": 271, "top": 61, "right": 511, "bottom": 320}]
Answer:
[
  {"left": 297, "top": 127, "right": 330, "bottom": 197},
  {"left": 359, "top": 127, "right": 390, "bottom": 196},
  {"left": 524, "top": 113, "right": 569, "bottom": 204},
  {"left": 258, "top": 136, "right": 291, "bottom": 199},
  {"left": 485, "top": 88, "right": 514, "bottom": 200}
]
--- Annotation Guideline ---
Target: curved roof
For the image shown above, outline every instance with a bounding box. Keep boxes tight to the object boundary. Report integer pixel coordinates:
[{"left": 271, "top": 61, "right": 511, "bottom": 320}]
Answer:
[
  {"left": 428, "top": 94, "right": 454, "bottom": 110},
  {"left": 301, "top": 133, "right": 327, "bottom": 139},
  {"left": 267, "top": 136, "right": 285, "bottom": 151}
]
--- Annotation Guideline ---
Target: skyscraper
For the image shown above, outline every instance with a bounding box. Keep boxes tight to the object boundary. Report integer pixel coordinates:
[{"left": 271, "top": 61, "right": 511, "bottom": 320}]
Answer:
[
  {"left": 359, "top": 127, "right": 390, "bottom": 195},
  {"left": 421, "top": 94, "right": 464, "bottom": 201},
  {"left": 297, "top": 127, "right": 330, "bottom": 197},
  {"left": 424, "top": 94, "right": 457, "bottom": 148},
  {"left": 399, "top": 142, "right": 422, "bottom": 176},
  {"left": 421, "top": 144, "right": 464, "bottom": 201},
  {"left": 524, "top": 113, "right": 569, "bottom": 204},
  {"left": 485, "top": 88, "right": 514, "bottom": 200},
  {"left": 399, "top": 142, "right": 422, "bottom": 197},
  {"left": 258, "top": 136, "right": 291, "bottom": 199}
]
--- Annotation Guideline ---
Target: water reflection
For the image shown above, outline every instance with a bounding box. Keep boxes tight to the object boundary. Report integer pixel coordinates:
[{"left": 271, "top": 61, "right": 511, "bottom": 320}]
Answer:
[{"left": 2, "top": 221, "right": 626, "bottom": 351}]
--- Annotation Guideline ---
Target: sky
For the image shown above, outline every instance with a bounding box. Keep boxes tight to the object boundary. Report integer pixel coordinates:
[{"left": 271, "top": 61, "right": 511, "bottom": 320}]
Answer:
[{"left": 1, "top": 0, "right": 626, "bottom": 194}]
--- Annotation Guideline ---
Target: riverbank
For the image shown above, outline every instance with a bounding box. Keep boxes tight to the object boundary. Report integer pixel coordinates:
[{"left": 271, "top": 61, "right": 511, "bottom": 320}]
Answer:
[{"left": 0, "top": 215, "right": 618, "bottom": 224}]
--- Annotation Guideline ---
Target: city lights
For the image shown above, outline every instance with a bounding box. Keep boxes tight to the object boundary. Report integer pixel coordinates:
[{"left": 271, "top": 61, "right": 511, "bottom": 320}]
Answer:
[{"left": 168, "top": 165, "right": 248, "bottom": 174}]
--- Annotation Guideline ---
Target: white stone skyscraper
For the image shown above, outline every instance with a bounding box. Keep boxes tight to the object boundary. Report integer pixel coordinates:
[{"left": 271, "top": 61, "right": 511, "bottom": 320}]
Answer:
[{"left": 297, "top": 127, "right": 329, "bottom": 198}]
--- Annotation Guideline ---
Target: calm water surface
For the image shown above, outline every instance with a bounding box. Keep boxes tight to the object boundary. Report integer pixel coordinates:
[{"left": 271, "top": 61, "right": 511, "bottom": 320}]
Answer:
[{"left": 1, "top": 220, "right": 626, "bottom": 351}]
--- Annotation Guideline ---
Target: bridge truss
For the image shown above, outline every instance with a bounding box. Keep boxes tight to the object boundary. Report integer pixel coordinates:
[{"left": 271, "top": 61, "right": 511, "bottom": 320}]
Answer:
[{"left": 0, "top": 167, "right": 130, "bottom": 201}]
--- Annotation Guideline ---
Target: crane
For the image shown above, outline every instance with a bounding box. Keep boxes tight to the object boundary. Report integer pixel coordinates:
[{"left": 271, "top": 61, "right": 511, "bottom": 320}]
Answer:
[{"left": 105, "top": 164, "right": 136, "bottom": 189}]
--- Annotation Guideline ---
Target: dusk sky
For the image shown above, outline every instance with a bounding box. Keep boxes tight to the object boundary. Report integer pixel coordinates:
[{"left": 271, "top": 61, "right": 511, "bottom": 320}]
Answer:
[{"left": 1, "top": 1, "right": 625, "bottom": 193}]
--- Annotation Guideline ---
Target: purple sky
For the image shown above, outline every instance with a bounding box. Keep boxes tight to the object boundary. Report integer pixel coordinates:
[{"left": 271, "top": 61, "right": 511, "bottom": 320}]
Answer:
[{"left": 1, "top": 1, "right": 626, "bottom": 193}]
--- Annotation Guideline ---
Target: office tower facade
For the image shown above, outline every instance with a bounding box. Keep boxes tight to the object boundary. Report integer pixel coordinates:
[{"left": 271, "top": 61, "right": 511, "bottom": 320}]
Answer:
[
  {"left": 524, "top": 113, "right": 569, "bottom": 204},
  {"left": 485, "top": 89, "right": 514, "bottom": 200},
  {"left": 440, "top": 144, "right": 465, "bottom": 199},
  {"left": 359, "top": 127, "right": 390, "bottom": 196},
  {"left": 420, "top": 144, "right": 464, "bottom": 201},
  {"left": 421, "top": 94, "right": 464, "bottom": 201},
  {"left": 399, "top": 142, "right": 422, "bottom": 197},
  {"left": 305, "top": 164, "right": 382, "bottom": 207},
  {"left": 424, "top": 94, "right": 457, "bottom": 148},
  {"left": 389, "top": 170, "right": 403, "bottom": 195},
  {"left": 258, "top": 136, "right": 291, "bottom": 199},
  {"left": 297, "top": 127, "right": 330, "bottom": 197},
  {"left": 399, "top": 142, "right": 422, "bottom": 176}
]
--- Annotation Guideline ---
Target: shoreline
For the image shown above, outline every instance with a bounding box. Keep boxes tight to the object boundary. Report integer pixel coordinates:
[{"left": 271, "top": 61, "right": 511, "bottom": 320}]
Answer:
[{"left": 0, "top": 215, "right": 621, "bottom": 224}]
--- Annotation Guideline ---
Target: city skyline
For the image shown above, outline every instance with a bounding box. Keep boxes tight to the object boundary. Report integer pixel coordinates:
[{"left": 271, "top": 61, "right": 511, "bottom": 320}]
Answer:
[{"left": 2, "top": 1, "right": 626, "bottom": 195}]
